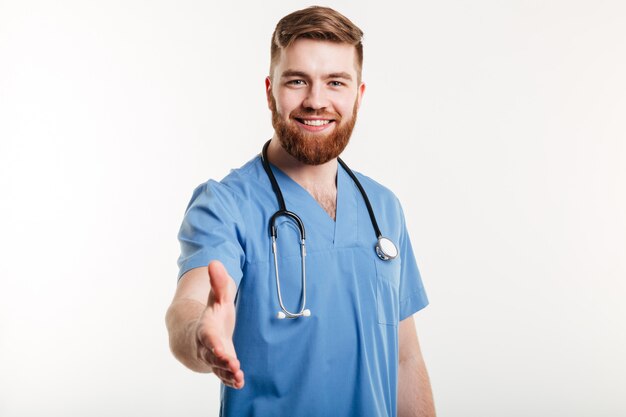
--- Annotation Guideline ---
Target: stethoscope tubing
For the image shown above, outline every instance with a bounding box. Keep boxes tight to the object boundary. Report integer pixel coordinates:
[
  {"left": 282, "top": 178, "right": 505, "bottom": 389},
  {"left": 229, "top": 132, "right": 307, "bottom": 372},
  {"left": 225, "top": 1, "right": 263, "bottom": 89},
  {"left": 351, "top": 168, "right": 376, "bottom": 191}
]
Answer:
[{"left": 260, "top": 139, "right": 397, "bottom": 319}]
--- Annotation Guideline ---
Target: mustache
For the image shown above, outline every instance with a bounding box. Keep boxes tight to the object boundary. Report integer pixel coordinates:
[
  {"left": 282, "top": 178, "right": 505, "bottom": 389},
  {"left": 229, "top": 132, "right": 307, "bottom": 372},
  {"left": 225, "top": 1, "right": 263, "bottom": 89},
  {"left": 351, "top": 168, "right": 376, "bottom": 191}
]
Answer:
[{"left": 290, "top": 109, "right": 341, "bottom": 120}]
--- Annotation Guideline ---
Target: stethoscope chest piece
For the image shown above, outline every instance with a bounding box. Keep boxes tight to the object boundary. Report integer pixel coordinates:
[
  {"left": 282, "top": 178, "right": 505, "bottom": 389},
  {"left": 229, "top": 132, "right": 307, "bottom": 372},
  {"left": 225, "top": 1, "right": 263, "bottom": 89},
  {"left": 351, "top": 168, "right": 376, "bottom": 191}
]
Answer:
[{"left": 376, "top": 236, "right": 398, "bottom": 261}]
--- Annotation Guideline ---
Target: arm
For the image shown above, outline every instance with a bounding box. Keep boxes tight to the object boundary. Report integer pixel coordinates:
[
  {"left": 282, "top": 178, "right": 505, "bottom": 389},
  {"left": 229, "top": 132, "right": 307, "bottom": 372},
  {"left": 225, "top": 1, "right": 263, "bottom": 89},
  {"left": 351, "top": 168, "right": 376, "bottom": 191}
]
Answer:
[
  {"left": 165, "top": 261, "right": 244, "bottom": 389},
  {"left": 398, "top": 315, "right": 436, "bottom": 417}
]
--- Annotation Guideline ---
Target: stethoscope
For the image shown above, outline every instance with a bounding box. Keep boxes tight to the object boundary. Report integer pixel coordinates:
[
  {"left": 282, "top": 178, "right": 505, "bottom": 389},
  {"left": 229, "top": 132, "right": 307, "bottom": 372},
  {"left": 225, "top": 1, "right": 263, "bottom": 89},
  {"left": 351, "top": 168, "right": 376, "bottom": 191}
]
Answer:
[{"left": 261, "top": 140, "right": 399, "bottom": 319}]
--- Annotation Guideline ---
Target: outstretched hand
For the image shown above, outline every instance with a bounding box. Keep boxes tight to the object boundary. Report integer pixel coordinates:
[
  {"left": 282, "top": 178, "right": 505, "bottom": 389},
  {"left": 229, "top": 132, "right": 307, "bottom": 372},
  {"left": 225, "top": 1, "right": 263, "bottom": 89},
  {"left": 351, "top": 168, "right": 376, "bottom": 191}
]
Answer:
[{"left": 195, "top": 261, "right": 244, "bottom": 389}]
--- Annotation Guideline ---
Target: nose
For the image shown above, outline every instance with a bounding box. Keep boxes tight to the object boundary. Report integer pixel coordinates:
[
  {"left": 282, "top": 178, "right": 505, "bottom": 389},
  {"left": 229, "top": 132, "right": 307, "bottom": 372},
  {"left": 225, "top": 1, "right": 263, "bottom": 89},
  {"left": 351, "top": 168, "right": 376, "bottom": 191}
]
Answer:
[{"left": 302, "top": 84, "right": 329, "bottom": 110}]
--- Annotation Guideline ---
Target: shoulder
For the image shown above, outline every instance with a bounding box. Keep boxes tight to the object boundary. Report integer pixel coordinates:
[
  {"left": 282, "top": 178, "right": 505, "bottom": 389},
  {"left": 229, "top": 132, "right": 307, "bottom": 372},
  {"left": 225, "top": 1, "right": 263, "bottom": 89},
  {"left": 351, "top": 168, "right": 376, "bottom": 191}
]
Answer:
[
  {"left": 349, "top": 168, "right": 402, "bottom": 212},
  {"left": 188, "top": 155, "right": 266, "bottom": 206},
  {"left": 345, "top": 167, "right": 408, "bottom": 241},
  {"left": 217, "top": 155, "right": 267, "bottom": 199}
]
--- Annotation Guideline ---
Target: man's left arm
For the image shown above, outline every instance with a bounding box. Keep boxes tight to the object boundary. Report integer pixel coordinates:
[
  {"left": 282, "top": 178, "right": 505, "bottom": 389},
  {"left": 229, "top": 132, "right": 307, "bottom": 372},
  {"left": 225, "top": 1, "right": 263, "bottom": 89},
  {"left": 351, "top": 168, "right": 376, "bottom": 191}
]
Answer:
[{"left": 398, "top": 315, "right": 436, "bottom": 417}]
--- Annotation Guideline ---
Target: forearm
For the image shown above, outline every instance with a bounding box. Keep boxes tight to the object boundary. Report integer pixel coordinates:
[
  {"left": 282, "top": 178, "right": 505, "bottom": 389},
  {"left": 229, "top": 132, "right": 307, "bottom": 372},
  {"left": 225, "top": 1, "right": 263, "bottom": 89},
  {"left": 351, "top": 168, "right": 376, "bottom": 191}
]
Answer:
[
  {"left": 165, "top": 298, "right": 212, "bottom": 373},
  {"left": 397, "top": 349, "right": 436, "bottom": 417}
]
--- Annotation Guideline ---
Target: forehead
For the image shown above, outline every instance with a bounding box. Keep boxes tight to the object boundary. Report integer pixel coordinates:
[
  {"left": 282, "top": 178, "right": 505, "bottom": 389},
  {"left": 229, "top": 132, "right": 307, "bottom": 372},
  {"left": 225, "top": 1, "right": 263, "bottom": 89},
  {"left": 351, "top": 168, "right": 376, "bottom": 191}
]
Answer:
[{"left": 275, "top": 38, "right": 358, "bottom": 78}]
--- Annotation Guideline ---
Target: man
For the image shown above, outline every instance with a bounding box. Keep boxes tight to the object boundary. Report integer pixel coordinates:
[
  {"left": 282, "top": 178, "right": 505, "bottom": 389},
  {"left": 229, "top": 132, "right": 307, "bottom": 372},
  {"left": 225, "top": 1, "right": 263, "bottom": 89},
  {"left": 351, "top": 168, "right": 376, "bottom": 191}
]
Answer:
[{"left": 166, "top": 6, "right": 435, "bottom": 417}]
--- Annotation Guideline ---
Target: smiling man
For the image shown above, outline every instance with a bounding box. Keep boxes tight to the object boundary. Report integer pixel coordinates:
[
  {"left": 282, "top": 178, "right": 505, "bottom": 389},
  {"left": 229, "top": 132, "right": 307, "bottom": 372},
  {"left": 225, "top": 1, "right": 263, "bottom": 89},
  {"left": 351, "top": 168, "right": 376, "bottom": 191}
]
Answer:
[{"left": 166, "top": 6, "right": 435, "bottom": 417}]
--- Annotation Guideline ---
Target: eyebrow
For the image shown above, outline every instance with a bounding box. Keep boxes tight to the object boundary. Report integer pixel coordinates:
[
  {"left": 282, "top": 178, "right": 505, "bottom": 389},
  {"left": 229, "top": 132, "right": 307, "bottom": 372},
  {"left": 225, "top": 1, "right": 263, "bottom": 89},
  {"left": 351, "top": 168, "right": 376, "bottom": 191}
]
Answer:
[
  {"left": 281, "top": 70, "right": 353, "bottom": 81},
  {"left": 327, "top": 72, "right": 353, "bottom": 81}
]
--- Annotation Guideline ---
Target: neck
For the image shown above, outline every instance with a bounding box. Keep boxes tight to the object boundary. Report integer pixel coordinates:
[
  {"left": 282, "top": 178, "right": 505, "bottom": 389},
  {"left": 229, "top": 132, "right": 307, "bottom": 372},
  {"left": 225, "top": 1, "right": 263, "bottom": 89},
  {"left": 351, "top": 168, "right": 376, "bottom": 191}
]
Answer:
[{"left": 266, "top": 136, "right": 338, "bottom": 191}]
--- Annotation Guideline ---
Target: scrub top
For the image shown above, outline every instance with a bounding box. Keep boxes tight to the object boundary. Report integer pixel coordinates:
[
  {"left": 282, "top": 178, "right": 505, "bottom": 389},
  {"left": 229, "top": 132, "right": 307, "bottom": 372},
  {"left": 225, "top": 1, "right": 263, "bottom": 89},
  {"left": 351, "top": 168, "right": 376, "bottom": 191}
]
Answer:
[{"left": 178, "top": 155, "right": 429, "bottom": 417}]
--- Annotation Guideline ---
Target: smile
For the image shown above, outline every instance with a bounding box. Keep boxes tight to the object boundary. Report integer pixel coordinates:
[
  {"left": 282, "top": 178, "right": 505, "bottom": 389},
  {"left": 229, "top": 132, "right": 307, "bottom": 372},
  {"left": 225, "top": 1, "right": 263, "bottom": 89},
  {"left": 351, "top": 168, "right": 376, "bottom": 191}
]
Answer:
[
  {"left": 302, "top": 119, "right": 330, "bottom": 126},
  {"left": 295, "top": 118, "right": 335, "bottom": 127}
]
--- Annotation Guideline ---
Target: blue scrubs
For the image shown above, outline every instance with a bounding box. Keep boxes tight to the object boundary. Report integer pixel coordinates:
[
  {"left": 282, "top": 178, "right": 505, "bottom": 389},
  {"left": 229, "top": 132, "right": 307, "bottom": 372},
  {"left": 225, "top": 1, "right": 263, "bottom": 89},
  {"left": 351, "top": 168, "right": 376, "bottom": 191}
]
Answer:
[{"left": 178, "top": 155, "right": 428, "bottom": 417}]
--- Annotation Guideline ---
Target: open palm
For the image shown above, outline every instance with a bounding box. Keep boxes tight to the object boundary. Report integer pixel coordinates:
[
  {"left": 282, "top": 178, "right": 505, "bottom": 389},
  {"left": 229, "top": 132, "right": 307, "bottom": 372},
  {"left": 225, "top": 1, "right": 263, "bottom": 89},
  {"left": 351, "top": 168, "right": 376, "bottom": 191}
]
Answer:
[{"left": 195, "top": 261, "right": 244, "bottom": 389}]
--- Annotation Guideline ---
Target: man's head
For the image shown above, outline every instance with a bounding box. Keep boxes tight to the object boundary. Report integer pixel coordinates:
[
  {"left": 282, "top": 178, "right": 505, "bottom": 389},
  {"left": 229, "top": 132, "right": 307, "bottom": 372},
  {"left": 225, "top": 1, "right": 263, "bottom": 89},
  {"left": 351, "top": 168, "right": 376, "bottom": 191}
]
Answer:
[{"left": 266, "top": 6, "right": 365, "bottom": 165}]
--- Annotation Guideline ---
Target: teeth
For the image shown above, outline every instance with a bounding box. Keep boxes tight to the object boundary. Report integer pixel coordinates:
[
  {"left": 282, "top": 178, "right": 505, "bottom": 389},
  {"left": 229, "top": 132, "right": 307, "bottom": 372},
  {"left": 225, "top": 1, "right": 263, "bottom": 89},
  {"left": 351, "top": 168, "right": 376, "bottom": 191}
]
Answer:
[{"left": 302, "top": 119, "right": 330, "bottom": 126}]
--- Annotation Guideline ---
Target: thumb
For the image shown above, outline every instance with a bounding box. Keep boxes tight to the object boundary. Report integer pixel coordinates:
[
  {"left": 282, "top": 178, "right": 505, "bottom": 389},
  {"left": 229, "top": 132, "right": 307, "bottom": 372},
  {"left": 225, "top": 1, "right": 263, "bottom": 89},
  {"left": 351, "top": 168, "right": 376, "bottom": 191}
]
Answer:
[{"left": 208, "top": 260, "right": 234, "bottom": 304}]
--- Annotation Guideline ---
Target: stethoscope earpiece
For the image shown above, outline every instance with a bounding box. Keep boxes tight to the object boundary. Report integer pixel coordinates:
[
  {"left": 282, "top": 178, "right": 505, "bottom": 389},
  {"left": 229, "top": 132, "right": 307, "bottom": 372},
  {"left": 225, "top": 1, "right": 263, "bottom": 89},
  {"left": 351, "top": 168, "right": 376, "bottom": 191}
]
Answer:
[{"left": 276, "top": 309, "right": 311, "bottom": 320}]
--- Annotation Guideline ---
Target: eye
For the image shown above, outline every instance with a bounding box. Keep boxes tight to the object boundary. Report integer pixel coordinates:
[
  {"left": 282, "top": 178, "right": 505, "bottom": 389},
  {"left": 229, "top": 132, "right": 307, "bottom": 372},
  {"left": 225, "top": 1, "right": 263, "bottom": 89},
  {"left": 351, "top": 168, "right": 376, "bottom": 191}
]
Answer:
[
  {"left": 329, "top": 81, "right": 344, "bottom": 87},
  {"left": 287, "top": 79, "right": 306, "bottom": 86}
]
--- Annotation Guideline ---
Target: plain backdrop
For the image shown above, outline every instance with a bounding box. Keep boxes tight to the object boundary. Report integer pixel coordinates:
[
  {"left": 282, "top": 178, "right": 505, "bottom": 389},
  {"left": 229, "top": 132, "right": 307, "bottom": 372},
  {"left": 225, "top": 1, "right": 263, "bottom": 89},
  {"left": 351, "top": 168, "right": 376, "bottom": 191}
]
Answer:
[{"left": 1, "top": 1, "right": 625, "bottom": 416}]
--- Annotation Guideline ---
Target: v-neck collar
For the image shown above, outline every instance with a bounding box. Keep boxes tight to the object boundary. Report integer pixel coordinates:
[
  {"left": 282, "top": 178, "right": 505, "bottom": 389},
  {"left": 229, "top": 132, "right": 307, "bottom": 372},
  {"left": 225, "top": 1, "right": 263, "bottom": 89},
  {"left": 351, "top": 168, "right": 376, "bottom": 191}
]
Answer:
[{"left": 265, "top": 159, "right": 359, "bottom": 249}]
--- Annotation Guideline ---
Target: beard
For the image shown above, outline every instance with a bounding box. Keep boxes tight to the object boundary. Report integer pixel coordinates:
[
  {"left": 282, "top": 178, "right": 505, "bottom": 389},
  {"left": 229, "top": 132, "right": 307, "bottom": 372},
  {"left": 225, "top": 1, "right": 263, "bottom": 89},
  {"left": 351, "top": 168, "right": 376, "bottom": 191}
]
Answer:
[{"left": 270, "top": 95, "right": 358, "bottom": 165}]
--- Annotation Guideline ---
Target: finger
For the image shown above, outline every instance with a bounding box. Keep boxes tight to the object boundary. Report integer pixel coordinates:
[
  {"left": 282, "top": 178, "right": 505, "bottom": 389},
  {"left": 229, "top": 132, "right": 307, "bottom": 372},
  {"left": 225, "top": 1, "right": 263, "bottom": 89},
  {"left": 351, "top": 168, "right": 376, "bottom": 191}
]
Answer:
[
  {"left": 202, "top": 347, "right": 241, "bottom": 373},
  {"left": 199, "top": 347, "right": 230, "bottom": 370},
  {"left": 225, "top": 369, "right": 244, "bottom": 390},
  {"left": 211, "top": 360, "right": 245, "bottom": 389},
  {"left": 197, "top": 331, "right": 242, "bottom": 374},
  {"left": 213, "top": 368, "right": 236, "bottom": 384},
  {"left": 208, "top": 261, "right": 233, "bottom": 304},
  {"left": 233, "top": 369, "right": 245, "bottom": 389},
  {"left": 196, "top": 327, "right": 230, "bottom": 363},
  {"left": 204, "top": 339, "right": 236, "bottom": 366},
  {"left": 214, "top": 368, "right": 243, "bottom": 389}
]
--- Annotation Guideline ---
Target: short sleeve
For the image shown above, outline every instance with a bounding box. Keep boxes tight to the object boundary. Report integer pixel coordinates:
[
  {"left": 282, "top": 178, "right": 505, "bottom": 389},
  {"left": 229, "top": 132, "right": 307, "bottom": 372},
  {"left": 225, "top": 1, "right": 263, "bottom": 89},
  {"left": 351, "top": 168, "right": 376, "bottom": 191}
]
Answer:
[
  {"left": 398, "top": 205, "right": 429, "bottom": 320},
  {"left": 177, "top": 181, "right": 245, "bottom": 286}
]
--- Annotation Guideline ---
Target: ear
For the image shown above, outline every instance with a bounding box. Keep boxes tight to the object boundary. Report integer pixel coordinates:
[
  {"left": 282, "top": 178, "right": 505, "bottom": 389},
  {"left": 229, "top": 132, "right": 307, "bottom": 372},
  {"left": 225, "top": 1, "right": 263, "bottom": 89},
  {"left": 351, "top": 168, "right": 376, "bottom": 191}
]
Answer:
[
  {"left": 265, "top": 76, "right": 273, "bottom": 110},
  {"left": 356, "top": 82, "right": 366, "bottom": 110}
]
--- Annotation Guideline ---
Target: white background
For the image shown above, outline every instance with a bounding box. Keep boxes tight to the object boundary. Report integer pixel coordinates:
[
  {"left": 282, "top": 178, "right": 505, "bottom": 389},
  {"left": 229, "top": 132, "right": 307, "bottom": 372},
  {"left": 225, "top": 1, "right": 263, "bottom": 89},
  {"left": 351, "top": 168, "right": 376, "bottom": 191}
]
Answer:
[{"left": 1, "top": 1, "right": 625, "bottom": 416}]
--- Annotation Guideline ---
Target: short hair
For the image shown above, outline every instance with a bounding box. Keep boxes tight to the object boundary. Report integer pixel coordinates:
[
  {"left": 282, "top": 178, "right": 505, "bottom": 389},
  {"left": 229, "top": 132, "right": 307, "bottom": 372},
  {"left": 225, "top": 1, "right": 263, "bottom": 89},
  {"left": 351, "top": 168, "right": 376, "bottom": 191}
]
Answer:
[{"left": 270, "top": 6, "right": 364, "bottom": 81}]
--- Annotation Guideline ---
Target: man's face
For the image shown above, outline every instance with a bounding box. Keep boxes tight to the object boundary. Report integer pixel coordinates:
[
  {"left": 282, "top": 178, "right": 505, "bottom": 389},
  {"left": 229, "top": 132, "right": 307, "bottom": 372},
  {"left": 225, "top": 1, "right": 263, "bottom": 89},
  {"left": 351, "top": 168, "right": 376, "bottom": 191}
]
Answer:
[{"left": 266, "top": 39, "right": 365, "bottom": 165}]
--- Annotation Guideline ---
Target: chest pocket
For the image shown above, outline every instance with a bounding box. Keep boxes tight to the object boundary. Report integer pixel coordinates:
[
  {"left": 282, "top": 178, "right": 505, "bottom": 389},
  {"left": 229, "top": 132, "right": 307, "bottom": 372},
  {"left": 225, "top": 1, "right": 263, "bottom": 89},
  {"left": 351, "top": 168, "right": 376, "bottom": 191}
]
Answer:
[{"left": 374, "top": 257, "right": 401, "bottom": 326}]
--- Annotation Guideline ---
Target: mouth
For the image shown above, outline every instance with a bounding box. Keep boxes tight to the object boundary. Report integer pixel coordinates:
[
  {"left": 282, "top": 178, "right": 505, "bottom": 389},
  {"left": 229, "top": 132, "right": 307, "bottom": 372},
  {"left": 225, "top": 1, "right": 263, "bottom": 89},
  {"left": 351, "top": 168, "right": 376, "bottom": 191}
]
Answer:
[{"left": 294, "top": 117, "right": 336, "bottom": 131}]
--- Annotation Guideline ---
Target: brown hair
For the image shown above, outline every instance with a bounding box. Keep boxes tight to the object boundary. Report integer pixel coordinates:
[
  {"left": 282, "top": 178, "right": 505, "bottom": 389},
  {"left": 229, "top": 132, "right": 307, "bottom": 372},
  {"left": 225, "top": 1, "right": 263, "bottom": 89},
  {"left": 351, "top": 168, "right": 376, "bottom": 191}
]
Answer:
[{"left": 270, "top": 6, "right": 364, "bottom": 80}]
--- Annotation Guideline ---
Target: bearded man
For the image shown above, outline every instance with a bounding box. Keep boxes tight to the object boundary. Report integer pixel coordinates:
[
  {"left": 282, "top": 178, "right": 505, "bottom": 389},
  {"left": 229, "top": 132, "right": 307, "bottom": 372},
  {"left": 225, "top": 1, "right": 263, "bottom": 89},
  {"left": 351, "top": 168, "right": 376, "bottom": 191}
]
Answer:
[{"left": 166, "top": 6, "right": 436, "bottom": 417}]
